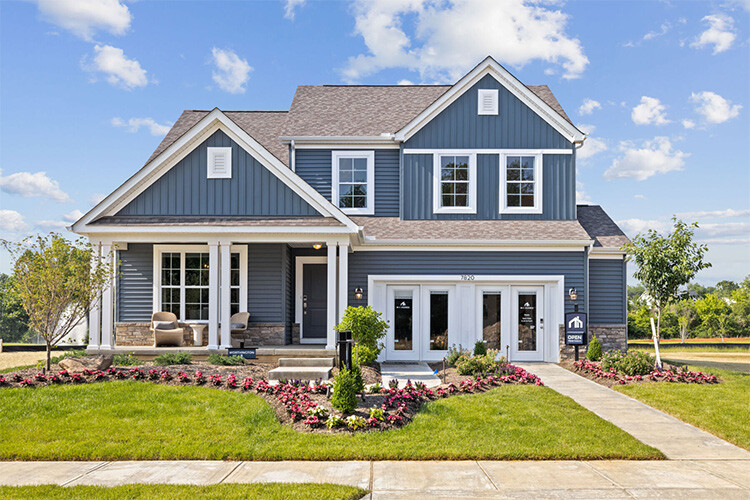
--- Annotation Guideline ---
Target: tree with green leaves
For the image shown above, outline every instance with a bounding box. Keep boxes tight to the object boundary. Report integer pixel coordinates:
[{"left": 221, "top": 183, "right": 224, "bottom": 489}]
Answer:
[
  {"left": 695, "top": 294, "right": 732, "bottom": 341},
  {"left": 623, "top": 217, "right": 711, "bottom": 368},
  {"left": 0, "top": 273, "right": 31, "bottom": 342},
  {"left": 335, "top": 306, "right": 389, "bottom": 365},
  {"left": 2, "top": 234, "right": 114, "bottom": 370},
  {"left": 671, "top": 299, "right": 697, "bottom": 343}
]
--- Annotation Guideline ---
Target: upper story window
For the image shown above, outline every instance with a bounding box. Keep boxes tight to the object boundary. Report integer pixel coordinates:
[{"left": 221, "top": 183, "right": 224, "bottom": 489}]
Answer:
[
  {"left": 500, "top": 154, "right": 543, "bottom": 214},
  {"left": 331, "top": 151, "right": 375, "bottom": 215},
  {"left": 433, "top": 153, "right": 477, "bottom": 214}
]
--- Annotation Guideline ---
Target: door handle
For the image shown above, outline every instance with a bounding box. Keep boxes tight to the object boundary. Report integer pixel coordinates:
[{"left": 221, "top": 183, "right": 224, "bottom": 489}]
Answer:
[{"left": 303, "top": 295, "right": 308, "bottom": 315}]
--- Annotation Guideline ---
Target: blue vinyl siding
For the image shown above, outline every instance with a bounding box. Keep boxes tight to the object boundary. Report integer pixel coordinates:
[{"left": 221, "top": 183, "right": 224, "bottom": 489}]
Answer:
[
  {"left": 589, "top": 258, "right": 627, "bottom": 325},
  {"left": 402, "top": 153, "right": 575, "bottom": 220},
  {"left": 346, "top": 251, "right": 586, "bottom": 313},
  {"left": 117, "top": 244, "right": 153, "bottom": 322},
  {"left": 118, "top": 130, "right": 320, "bottom": 217},
  {"left": 295, "top": 149, "right": 400, "bottom": 216},
  {"left": 247, "top": 244, "right": 286, "bottom": 323},
  {"left": 405, "top": 74, "right": 572, "bottom": 150}
]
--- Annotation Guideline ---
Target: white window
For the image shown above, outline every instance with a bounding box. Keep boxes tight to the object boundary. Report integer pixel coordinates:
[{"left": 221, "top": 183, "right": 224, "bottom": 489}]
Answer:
[
  {"left": 332, "top": 151, "right": 375, "bottom": 215},
  {"left": 207, "top": 147, "right": 232, "bottom": 179},
  {"left": 433, "top": 153, "right": 477, "bottom": 214},
  {"left": 500, "top": 153, "right": 543, "bottom": 214},
  {"left": 153, "top": 245, "right": 247, "bottom": 321},
  {"left": 478, "top": 89, "right": 498, "bottom": 115}
]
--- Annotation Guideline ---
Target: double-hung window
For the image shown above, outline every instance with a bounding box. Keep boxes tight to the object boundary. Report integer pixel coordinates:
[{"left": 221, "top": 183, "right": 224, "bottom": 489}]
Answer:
[
  {"left": 154, "top": 245, "right": 247, "bottom": 322},
  {"left": 433, "top": 153, "right": 477, "bottom": 214},
  {"left": 500, "top": 154, "right": 542, "bottom": 214},
  {"left": 332, "top": 151, "right": 375, "bottom": 215}
]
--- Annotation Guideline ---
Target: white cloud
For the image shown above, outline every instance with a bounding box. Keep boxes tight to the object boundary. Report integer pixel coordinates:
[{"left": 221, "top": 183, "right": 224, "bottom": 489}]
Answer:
[
  {"left": 111, "top": 117, "right": 172, "bottom": 136},
  {"left": 700, "top": 221, "right": 750, "bottom": 237},
  {"left": 631, "top": 96, "right": 670, "bottom": 125},
  {"left": 84, "top": 44, "right": 149, "bottom": 90},
  {"left": 0, "top": 210, "right": 28, "bottom": 233},
  {"left": 682, "top": 119, "right": 696, "bottom": 129},
  {"left": 691, "top": 14, "right": 737, "bottom": 54},
  {"left": 678, "top": 208, "right": 750, "bottom": 219},
  {"left": 605, "top": 137, "right": 688, "bottom": 181},
  {"left": 690, "top": 91, "right": 742, "bottom": 124},
  {"left": 643, "top": 22, "right": 671, "bottom": 41},
  {"left": 0, "top": 169, "right": 71, "bottom": 202},
  {"left": 210, "top": 48, "right": 253, "bottom": 94},
  {"left": 34, "top": 0, "right": 131, "bottom": 41},
  {"left": 578, "top": 137, "right": 607, "bottom": 161},
  {"left": 576, "top": 180, "right": 592, "bottom": 205},
  {"left": 617, "top": 218, "right": 670, "bottom": 235},
  {"left": 36, "top": 210, "right": 85, "bottom": 232},
  {"left": 397, "top": 79, "right": 414, "bottom": 85},
  {"left": 283, "top": 0, "right": 306, "bottom": 20},
  {"left": 634, "top": 194, "right": 645, "bottom": 199},
  {"left": 578, "top": 98, "right": 601, "bottom": 116},
  {"left": 342, "top": 0, "right": 589, "bottom": 83}
]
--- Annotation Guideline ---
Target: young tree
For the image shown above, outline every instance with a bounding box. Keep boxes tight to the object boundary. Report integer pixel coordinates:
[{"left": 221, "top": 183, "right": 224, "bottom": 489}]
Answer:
[
  {"left": 0, "top": 274, "right": 31, "bottom": 342},
  {"left": 623, "top": 217, "right": 711, "bottom": 368},
  {"left": 671, "top": 299, "right": 696, "bottom": 343},
  {"left": 695, "top": 294, "right": 732, "bottom": 341},
  {"left": 2, "top": 234, "right": 114, "bottom": 370}
]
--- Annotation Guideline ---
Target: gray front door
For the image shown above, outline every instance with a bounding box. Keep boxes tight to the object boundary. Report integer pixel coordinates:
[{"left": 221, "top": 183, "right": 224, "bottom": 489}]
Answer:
[{"left": 302, "top": 264, "right": 327, "bottom": 341}]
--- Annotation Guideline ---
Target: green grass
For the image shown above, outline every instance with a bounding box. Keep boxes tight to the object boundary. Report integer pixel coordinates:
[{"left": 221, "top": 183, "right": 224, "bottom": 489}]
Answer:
[
  {"left": 0, "top": 483, "right": 366, "bottom": 500},
  {"left": 616, "top": 365, "right": 750, "bottom": 450},
  {"left": 0, "top": 381, "right": 661, "bottom": 460}
]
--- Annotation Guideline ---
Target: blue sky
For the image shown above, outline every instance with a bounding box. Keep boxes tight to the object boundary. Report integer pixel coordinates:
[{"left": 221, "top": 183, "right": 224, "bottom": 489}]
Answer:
[{"left": 0, "top": 0, "right": 748, "bottom": 284}]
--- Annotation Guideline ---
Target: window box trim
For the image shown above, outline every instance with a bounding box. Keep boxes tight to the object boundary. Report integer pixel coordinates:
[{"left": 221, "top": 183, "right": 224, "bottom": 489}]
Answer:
[
  {"left": 499, "top": 152, "right": 544, "bottom": 215},
  {"left": 432, "top": 152, "right": 477, "bottom": 214},
  {"left": 331, "top": 150, "right": 375, "bottom": 215},
  {"left": 152, "top": 244, "right": 248, "bottom": 323}
]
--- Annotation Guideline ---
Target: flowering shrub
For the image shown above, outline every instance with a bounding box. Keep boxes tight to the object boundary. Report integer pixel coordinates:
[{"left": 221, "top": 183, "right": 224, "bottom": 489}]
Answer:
[
  {"left": 19, "top": 378, "right": 33, "bottom": 387},
  {"left": 574, "top": 359, "right": 718, "bottom": 384},
  {"left": 11, "top": 373, "right": 22, "bottom": 382},
  {"left": 93, "top": 370, "right": 106, "bottom": 381},
  {"left": 209, "top": 374, "right": 222, "bottom": 386},
  {"left": 147, "top": 369, "right": 159, "bottom": 381},
  {"left": 367, "top": 383, "right": 382, "bottom": 393},
  {"left": 178, "top": 371, "right": 190, "bottom": 383},
  {"left": 129, "top": 368, "right": 144, "bottom": 380},
  {"left": 194, "top": 370, "right": 206, "bottom": 385},
  {"left": 601, "top": 350, "right": 654, "bottom": 376},
  {"left": 369, "top": 407, "right": 385, "bottom": 421},
  {"left": 455, "top": 350, "right": 506, "bottom": 376},
  {"left": 226, "top": 374, "right": 238, "bottom": 388},
  {"left": 308, "top": 406, "right": 329, "bottom": 419},
  {"left": 326, "top": 414, "right": 344, "bottom": 428},
  {"left": 34, "top": 372, "right": 47, "bottom": 382},
  {"left": 242, "top": 377, "right": 254, "bottom": 391},
  {"left": 159, "top": 369, "right": 172, "bottom": 381},
  {"left": 345, "top": 415, "right": 367, "bottom": 430},
  {"left": 388, "top": 378, "right": 399, "bottom": 389}
]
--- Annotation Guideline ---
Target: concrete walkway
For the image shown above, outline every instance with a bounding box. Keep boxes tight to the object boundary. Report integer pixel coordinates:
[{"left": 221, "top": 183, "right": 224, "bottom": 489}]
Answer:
[
  {"left": 516, "top": 362, "right": 750, "bottom": 460},
  {"left": 380, "top": 362, "right": 441, "bottom": 388},
  {"left": 2, "top": 460, "right": 749, "bottom": 498}
]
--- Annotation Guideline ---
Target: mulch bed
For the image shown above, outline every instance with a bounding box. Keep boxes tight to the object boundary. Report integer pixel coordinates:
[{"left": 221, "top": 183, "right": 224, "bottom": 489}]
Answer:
[
  {"left": 1, "top": 360, "right": 542, "bottom": 434},
  {"left": 560, "top": 359, "right": 720, "bottom": 388}
]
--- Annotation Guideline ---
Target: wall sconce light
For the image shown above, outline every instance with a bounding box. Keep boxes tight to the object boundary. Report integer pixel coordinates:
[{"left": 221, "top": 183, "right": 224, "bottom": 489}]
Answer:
[
  {"left": 312, "top": 243, "right": 322, "bottom": 250},
  {"left": 354, "top": 287, "right": 364, "bottom": 300},
  {"left": 568, "top": 287, "right": 578, "bottom": 302}
]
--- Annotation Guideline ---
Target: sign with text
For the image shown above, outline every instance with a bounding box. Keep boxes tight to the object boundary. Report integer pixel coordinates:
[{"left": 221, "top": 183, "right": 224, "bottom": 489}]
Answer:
[
  {"left": 227, "top": 348, "right": 257, "bottom": 359},
  {"left": 565, "top": 312, "right": 587, "bottom": 345}
]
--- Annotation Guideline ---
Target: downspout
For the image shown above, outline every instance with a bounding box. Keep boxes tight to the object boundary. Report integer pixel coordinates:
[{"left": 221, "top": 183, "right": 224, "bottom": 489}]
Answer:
[{"left": 290, "top": 139, "right": 296, "bottom": 172}]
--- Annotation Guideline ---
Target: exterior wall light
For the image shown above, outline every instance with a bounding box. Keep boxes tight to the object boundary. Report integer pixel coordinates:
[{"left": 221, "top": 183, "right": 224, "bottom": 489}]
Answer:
[
  {"left": 354, "top": 287, "right": 364, "bottom": 300},
  {"left": 568, "top": 287, "right": 578, "bottom": 301},
  {"left": 312, "top": 244, "right": 322, "bottom": 250}
]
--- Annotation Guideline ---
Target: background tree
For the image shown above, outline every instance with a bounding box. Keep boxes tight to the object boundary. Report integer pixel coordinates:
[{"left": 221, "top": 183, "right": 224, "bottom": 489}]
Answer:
[
  {"left": 623, "top": 217, "right": 711, "bottom": 367},
  {"left": 695, "top": 294, "right": 732, "bottom": 341},
  {"left": 0, "top": 273, "right": 31, "bottom": 342},
  {"left": 2, "top": 234, "right": 114, "bottom": 370},
  {"left": 729, "top": 276, "right": 750, "bottom": 334},
  {"left": 715, "top": 280, "right": 739, "bottom": 298},
  {"left": 671, "top": 299, "right": 696, "bottom": 343}
]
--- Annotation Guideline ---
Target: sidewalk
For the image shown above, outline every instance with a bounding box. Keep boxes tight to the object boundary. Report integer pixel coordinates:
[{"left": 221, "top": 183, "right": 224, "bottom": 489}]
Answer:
[
  {"left": 1, "top": 459, "right": 749, "bottom": 498},
  {"left": 515, "top": 362, "right": 750, "bottom": 460}
]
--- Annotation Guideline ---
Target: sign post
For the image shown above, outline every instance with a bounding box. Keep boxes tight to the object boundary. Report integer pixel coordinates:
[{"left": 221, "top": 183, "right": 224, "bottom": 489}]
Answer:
[{"left": 564, "top": 312, "right": 587, "bottom": 361}]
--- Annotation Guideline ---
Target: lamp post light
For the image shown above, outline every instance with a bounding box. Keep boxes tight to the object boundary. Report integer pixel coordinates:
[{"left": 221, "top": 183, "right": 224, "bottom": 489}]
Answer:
[{"left": 568, "top": 287, "right": 581, "bottom": 361}]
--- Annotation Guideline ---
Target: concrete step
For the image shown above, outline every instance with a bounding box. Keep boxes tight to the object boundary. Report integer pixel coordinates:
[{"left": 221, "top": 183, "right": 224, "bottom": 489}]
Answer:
[
  {"left": 278, "top": 357, "right": 335, "bottom": 368},
  {"left": 268, "top": 366, "right": 332, "bottom": 382}
]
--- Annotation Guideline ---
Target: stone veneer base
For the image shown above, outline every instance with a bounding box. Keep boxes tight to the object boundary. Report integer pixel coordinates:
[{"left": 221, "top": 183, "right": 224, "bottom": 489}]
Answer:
[{"left": 559, "top": 324, "right": 627, "bottom": 361}]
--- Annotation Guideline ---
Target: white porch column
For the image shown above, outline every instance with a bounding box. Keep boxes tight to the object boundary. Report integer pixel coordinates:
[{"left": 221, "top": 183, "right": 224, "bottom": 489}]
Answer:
[
  {"left": 326, "top": 243, "right": 338, "bottom": 349},
  {"left": 207, "top": 242, "right": 220, "bottom": 349},
  {"left": 338, "top": 243, "right": 348, "bottom": 322},
  {"left": 219, "top": 242, "right": 232, "bottom": 348},
  {"left": 87, "top": 242, "right": 101, "bottom": 351},
  {"left": 100, "top": 243, "right": 114, "bottom": 349}
]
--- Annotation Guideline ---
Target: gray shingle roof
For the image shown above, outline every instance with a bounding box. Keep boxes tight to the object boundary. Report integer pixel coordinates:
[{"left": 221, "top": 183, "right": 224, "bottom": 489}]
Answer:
[{"left": 577, "top": 205, "right": 630, "bottom": 248}]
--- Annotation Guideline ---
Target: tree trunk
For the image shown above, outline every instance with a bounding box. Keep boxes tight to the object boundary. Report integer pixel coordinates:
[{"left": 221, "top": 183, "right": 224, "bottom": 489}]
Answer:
[
  {"left": 651, "top": 309, "right": 663, "bottom": 369},
  {"left": 45, "top": 340, "right": 51, "bottom": 372}
]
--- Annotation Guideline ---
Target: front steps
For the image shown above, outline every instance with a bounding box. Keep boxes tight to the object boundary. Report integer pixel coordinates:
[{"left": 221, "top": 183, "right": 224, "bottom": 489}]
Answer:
[{"left": 269, "top": 357, "right": 335, "bottom": 382}]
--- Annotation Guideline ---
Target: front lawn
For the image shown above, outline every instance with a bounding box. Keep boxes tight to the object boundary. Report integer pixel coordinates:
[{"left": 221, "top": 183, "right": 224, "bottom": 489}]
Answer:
[
  {"left": 616, "top": 365, "right": 750, "bottom": 450},
  {"left": 0, "top": 381, "right": 661, "bottom": 460},
  {"left": 0, "top": 483, "right": 366, "bottom": 500}
]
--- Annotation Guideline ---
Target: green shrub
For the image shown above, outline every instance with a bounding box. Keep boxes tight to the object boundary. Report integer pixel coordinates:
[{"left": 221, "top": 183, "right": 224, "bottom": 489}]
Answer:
[
  {"left": 350, "top": 364, "right": 365, "bottom": 393},
  {"left": 113, "top": 352, "right": 141, "bottom": 366},
  {"left": 601, "top": 350, "right": 655, "bottom": 376},
  {"left": 446, "top": 345, "right": 468, "bottom": 366},
  {"left": 153, "top": 352, "right": 192, "bottom": 366},
  {"left": 367, "top": 383, "right": 382, "bottom": 393},
  {"left": 586, "top": 335, "right": 603, "bottom": 361},
  {"left": 473, "top": 341, "right": 487, "bottom": 356},
  {"left": 455, "top": 350, "right": 505, "bottom": 376},
  {"left": 206, "top": 354, "right": 245, "bottom": 366},
  {"left": 325, "top": 414, "right": 344, "bottom": 428},
  {"left": 335, "top": 306, "right": 388, "bottom": 365},
  {"left": 345, "top": 415, "right": 367, "bottom": 430},
  {"left": 331, "top": 368, "right": 359, "bottom": 414}
]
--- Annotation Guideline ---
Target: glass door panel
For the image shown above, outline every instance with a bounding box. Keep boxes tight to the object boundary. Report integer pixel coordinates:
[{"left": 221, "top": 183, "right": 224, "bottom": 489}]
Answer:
[
  {"left": 386, "top": 286, "right": 420, "bottom": 360},
  {"left": 511, "top": 286, "right": 544, "bottom": 361},
  {"left": 517, "top": 293, "right": 537, "bottom": 351},
  {"left": 482, "top": 293, "right": 502, "bottom": 349},
  {"left": 429, "top": 291, "right": 449, "bottom": 351}
]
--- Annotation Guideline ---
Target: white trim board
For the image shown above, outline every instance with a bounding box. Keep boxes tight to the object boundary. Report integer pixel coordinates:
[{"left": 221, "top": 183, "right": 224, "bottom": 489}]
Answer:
[
  {"left": 403, "top": 148, "right": 572, "bottom": 155},
  {"left": 394, "top": 56, "right": 585, "bottom": 144},
  {"left": 72, "top": 109, "right": 359, "bottom": 234}
]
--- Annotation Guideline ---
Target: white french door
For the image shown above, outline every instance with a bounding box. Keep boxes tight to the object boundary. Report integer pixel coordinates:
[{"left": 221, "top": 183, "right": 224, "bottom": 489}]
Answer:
[
  {"left": 511, "top": 286, "right": 545, "bottom": 361},
  {"left": 385, "top": 286, "right": 420, "bottom": 360}
]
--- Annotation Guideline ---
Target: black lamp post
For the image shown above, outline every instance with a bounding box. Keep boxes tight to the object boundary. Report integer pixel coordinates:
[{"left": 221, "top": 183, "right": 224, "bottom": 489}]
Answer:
[{"left": 569, "top": 287, "right": 580, "bottom": 360}]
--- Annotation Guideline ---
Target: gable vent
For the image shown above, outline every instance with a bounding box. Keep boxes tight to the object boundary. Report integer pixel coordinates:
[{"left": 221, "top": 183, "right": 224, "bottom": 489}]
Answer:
[
  {"left": 477, "top": 89, "right": 498, "bottom": 115},
  {"left": 207, "top": 147, "right": 232, "bottom": 179}
]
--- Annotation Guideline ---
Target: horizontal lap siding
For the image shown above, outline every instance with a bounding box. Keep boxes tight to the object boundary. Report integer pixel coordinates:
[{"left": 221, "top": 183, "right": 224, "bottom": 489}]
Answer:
[
  {"left": 347, "top": 251, "right": 586, "bottom": 313},
  {"left": 589, "top": 259, "right": 627, "bottom": 324},
  {"left": 117, "top": 244, "right": 153, "bottom": 322},
  {"left": 118, "top": 130, "right": 319, "bottom": 217},
  {"left": 248, "top": 244, "right": 285, "bottom": 323}
]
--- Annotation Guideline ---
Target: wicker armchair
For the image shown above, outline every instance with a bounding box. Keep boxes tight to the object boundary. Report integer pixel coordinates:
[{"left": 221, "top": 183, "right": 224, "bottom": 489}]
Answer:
[
  {"left": 150, "top": 311, "right": 184, "bottom": 347},
  {"left": 230, "top": 312, "right": 250, "bottom": 334}
]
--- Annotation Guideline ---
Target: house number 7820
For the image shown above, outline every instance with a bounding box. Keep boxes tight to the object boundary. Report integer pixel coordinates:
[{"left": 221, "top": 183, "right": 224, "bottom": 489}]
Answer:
[{"left": 460, "top": 275, "right": 475, "bottom": 281}]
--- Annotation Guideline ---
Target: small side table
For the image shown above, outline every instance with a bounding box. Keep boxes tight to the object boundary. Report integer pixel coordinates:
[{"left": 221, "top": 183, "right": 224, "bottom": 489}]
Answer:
[{"left": 187, "top": 324, "right": 206, "bottom": 346}]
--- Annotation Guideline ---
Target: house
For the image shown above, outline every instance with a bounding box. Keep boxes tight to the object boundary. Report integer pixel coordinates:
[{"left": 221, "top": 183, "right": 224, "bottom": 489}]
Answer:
[{"left": 72, "top": 57, "right": 629, "bottom": 363}]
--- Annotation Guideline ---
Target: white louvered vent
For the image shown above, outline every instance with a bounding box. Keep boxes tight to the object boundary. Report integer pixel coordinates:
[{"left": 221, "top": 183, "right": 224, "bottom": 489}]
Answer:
[
  {"left": 207, "top": 147, "right": 232, "bottom": 179},
  {"left": 477, "top": 89, "right": 499, "bottom": 115}
]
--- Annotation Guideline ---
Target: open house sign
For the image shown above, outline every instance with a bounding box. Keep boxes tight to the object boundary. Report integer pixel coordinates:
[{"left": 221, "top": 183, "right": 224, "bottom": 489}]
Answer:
[{"left": 564, "top": 312, "right": 587, "bottom": 345}]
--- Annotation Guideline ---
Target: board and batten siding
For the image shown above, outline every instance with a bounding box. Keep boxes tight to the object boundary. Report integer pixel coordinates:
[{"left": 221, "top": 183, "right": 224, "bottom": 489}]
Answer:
[
  {"left": 589, "top": 258, "right": 627, "bottom": 325},
  {"left": 401, "top": 153, "right": 575, "bottom": 220},
  {"left": 295, "top": 149, "right": 400, "bottom": 216},
  {"left": 117, "top": 244, "right": 154, "bottom": 322},
  {"left": 117, "top": 130, "right": 320, "bottom": 217},
  {"left": 404, "top": 74, "right": 573, "bottom": 150},
  {"left": 346, "top": 250, "right": 586, "bottom": 313}
]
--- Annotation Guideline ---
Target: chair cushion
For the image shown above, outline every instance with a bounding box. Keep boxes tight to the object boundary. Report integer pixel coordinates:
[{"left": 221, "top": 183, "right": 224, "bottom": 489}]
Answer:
[
  {"left": 230, "top": 323, "right": 246, "bottom": 330},
  {"left": 154, "top": 321, "right": 176, "bottom": 330}
]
